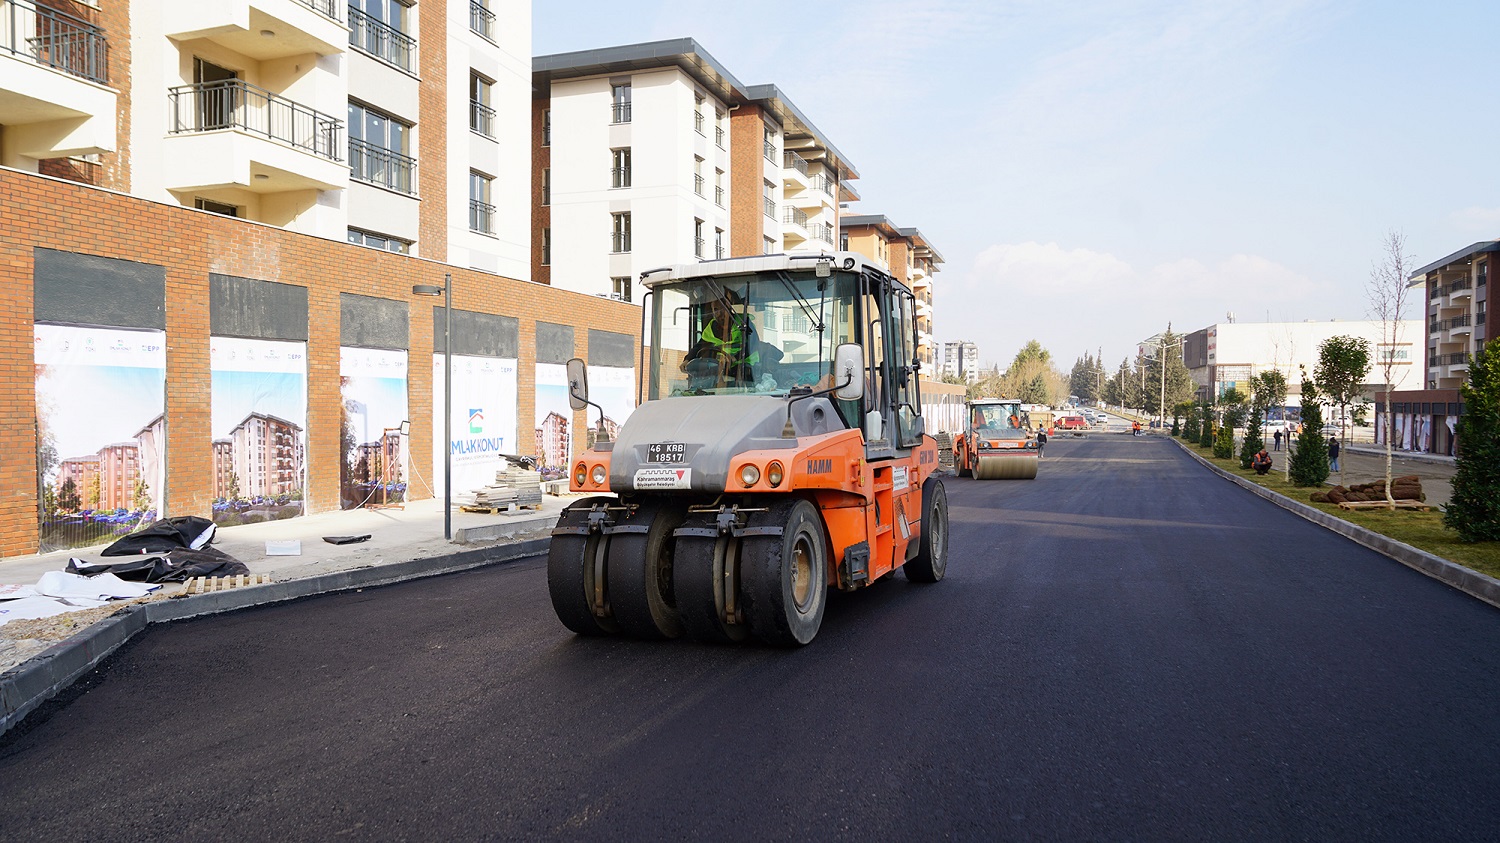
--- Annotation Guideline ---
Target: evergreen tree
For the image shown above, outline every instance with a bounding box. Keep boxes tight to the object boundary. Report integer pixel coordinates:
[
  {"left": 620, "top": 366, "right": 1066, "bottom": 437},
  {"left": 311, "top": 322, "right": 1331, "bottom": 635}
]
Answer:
[
  {"left": 1213, "top": 416, "right": 1235, "bottom": 459},
  {"left": 1198, "top": 402, "right": 1215, "bottom": 448},
  {"left": 1239, "top": 409, "right": 1265, "bottom": 469},
  {"left": 1444, "top": 339, "right": 1500, "bottom": 542},
  {"left": 1171, "top": 417, "right": 1180, "bottom": 436},
  {"left": 58, "top": 476, "right": 81, "bottom": 512},
  {"left": 1288, "top": 376, "right": 1329, "bottom": 486},
  {"left": 1183, "top": 405, "right": 1199, "bottom": 440}
]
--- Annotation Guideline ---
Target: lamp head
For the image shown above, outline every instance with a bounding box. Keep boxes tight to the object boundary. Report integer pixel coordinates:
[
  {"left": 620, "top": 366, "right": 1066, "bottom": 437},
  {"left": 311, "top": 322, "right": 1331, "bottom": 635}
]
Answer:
[{"left": 412, "top": 284, "right": 444, "bottom": 296}]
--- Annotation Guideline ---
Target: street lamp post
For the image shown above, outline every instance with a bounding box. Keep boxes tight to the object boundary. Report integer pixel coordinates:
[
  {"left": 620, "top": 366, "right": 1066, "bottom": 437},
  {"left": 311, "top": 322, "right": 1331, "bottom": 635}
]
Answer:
[{"left": 413, "top": 274, "right": 452, "bottom": 540}]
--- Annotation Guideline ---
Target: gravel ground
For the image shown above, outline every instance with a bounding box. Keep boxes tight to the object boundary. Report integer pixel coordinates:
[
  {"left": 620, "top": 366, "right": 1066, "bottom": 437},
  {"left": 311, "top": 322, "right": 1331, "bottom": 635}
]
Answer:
[{"left": 0, "top": 592, "right": 174, "bottom": 675}]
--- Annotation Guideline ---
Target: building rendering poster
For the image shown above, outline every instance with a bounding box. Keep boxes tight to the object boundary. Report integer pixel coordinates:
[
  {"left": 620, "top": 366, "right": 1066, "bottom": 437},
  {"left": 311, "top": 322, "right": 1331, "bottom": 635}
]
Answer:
[
  {"left": 340, "top": 347, "right": 408, "bottom": 510},
  {"left": 533, "top": 363, "right": 572, "bottom": 481},
  {"left": 34, "top": 324, "right": 167, "bottom": 551},
  {"left": 210, "top": 337, "right": 308, "bottom": 527},
  {"left": 589, "top": 366, "right": 637, "bottom": 446},
  {"left": 432, "top": 354, "right": 518, "bottom": 494}
]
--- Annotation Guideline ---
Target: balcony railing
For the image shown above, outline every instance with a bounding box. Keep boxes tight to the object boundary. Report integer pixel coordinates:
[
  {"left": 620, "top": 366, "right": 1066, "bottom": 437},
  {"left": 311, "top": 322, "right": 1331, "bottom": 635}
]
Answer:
[
  {"left": 763, "top": 139, "right": 776, "bottom": 162},
  {"left": 469, "top": 199, "right": 494, "bottom": 234},
  {"left": 348, "top": 6, "right": 414, "bottom": 71},
  {"left": 469, "top": 0, "right": 494, "bottom": 40},
  {"left": 169, "top": 80, "right": 343, "bottom": 161},
  {"left": 715, "top": 125, "right": 724, "bottom": 147},
  {"left": 612, "top": 102, "right": 631, "bottom": 123},
  {"left": 1449, "top": 314, "right": 1472, "bottom": 330},
  {"left": 715, "top": 185, "right": 724, "bottom": 206},
  {"left": 783, "top": 207, "right": 807, "bottom": 228},
  {"left": 470, "top": 100, "right": 494, "bottom": 138},
  {"left": 611, "top": 166, "right": 630, "bottom": 188},
  {"left": 349, "top": 137, "right": 415, "bottom": 193},
  {"left": 694, "top": 237, "right": 705, "bottom": 258},
  {"left": 783, "top": 152, "right": 809, "bottom": 176},
  {"left": 1449, "top": 278, "right": 1474, "bottom": 295},
  {"left": 812, "top": 174, "right": 835, "bottom": 196},
  {"left": 299, "top": 0, "right": 342, "bottom": 20},
  {"left": 694, "top": 173, "right": 704, "bottom": 196},
  {"left": 694, "top": 111, "right": 704, "bottom": 135},
  {"left": 1430, "top": 285, "right": 1443, "bottom": 301},
  {"left": 2, "top": 0, "right": 108, "bottom": 84},
  {"left": 716, "top": 243, "right": 725, "bottom": 259},
  {"left": 763, "top": 197, "right": 776, "bottom": 218},
  {"left": 611, "top": 232, "right": 631, "bottom": 253},
  {"left": 810, "top": 222, "right": 835, "bottom": 245}
]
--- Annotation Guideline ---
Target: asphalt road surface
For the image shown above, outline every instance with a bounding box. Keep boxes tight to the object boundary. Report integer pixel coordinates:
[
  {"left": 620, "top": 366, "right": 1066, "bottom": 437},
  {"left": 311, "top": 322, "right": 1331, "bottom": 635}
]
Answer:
[{"left": 4, "top": 434, "right": 1500, "bottom": 841}]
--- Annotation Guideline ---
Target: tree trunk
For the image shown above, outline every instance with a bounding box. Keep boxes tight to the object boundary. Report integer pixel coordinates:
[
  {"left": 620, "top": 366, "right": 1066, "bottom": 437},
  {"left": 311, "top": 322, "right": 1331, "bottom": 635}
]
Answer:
[{"left": 1383, "top": 383, "right": 1394, "bottom": 505}]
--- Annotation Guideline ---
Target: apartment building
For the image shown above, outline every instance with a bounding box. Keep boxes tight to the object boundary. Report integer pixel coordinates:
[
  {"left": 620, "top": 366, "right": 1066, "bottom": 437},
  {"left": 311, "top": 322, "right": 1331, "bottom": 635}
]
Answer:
[
  {"left": 942, "top": 341, "right": 980, "bottom": 384},
  {"left": 1, "top": 0, "right": 531, "bottom": 278},
  {"left": 1382, "top": 239, "right": 1497, "bottom": 455},
  {"left": 840, "top": 215, "right": 944, "bottom": 367},
  {"left": 532, "top": 38, "right": 859, "bottom": 304}
]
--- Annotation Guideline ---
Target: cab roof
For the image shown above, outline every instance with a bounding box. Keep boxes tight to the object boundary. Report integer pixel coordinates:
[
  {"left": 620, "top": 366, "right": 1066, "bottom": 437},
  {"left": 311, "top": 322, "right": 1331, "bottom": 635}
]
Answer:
[{"left": 639, "top": 251, "right": 892, "bottom": 290}]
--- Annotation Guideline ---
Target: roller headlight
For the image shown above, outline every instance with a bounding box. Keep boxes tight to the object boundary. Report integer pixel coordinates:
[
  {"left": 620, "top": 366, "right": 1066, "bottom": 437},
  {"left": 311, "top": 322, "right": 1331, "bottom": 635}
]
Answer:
[
  {"left": 740, "top": 464, "right": 761, "bottom": 487},
  {"left": 766, "top": 461, "right": 784, "bottom": 488},
  {"left": 591, "top": 465, "right": 607, "bottom": 485},
  {"left": 574, "top": 464, "right": 587, "bottom": 486},
  {"left": 978, "top": 441, "right": 991, "bottom": 451}
]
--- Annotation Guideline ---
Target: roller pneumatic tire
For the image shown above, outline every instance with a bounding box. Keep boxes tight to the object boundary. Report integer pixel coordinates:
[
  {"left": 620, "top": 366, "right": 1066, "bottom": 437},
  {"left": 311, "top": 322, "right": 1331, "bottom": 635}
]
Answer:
[
  {"left": 547, "top": 497, "right": 620, "bottom": 636},
  {"left": 956, "top": 439, "right": 972, "bottom": 477},
  {"left": 742, "top": 498, "right": 829, "bottom": 647},
  {"left": 905, "top": 477, "right": 949, "bottom": 583},
  {"left": 673, "top": 521, "right": 750, "bottom": 644},
  {"left": 606, "top": 501, "right": 686, "bottom": 640}
]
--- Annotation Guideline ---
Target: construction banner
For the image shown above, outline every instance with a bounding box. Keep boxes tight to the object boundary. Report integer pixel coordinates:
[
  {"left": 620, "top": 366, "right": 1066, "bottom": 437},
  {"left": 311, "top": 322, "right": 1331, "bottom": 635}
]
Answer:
[
  {"left": 339, "top": 347, "right": 408, "bottom": 509},
  {"left": 533, "top": 363, "right": 572, "bottom": 481},
  {"left": 431, "top": 354, "right": 518, "bottom": 496},
  {"left": 210, "top": 337, "right": 308, "bottom": 527}
]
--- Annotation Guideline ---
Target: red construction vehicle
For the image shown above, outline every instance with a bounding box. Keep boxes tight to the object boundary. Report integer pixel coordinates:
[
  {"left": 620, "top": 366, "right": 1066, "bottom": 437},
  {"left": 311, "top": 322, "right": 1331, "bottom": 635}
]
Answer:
[{"left": 549, "top": 252, "right": 948, "bottom": 646}]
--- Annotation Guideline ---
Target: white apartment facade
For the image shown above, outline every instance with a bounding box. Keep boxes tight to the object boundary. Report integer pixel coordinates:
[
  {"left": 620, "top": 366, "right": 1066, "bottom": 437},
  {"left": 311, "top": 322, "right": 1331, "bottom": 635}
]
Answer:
[
  {"left": 2, "top": 0, "right": 531, "bottom": 279},
  {"left": 942, "top": 340, "right": 979, "bottom": 384},
  {"left": 840, "top": 214, "right": 943, "bottom": 367},
  {"left": 1182, "top": 319, "right": 1424, "bottom": 402},
  {"left": 533, "top": 39, "right": 858, "bottom": 304}
]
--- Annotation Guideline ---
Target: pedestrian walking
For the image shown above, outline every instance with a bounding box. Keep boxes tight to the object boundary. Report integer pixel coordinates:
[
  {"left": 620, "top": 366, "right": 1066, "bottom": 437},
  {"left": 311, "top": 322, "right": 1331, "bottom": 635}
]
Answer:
[
  {"left": 1328, "top": 435, "right": 1341, "bottom": 472},
  {"left": 1035, "top": 426, "right": 1048, "bottom": 458},
  {"left": 1273, "top": 429, "right": 1282, "bottom": 451}
]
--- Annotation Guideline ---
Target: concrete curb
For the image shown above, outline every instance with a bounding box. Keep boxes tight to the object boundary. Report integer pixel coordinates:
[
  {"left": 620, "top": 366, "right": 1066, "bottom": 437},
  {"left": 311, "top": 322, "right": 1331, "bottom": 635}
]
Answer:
[
  {"left": 1, "top": 538, "right": 550, "bottom": 737},
  {"left": 1169, "top": 437, "right": 1500, "bottom": 611}
]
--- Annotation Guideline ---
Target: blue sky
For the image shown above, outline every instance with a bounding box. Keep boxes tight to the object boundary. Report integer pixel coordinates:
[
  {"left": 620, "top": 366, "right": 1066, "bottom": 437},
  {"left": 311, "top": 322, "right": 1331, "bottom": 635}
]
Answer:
[{"left": 534, "top": 1, "right": 1499, "bottom": 370}]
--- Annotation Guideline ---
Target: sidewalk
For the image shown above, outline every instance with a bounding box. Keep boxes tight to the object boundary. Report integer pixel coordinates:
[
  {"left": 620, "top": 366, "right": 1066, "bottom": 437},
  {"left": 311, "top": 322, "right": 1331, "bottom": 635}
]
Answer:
[{"left": 1, "top": 495, "right": 573, "bottom": 730}]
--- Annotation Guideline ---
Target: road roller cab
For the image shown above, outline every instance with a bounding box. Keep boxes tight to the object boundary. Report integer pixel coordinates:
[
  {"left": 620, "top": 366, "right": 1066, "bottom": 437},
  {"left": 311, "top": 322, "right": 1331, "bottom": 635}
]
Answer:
[
  {"left": 549, "top": 252, "right": 949, "bottom": 647},
  {"left": 953, "top": 398, "right": 1040, "bottom": 480}
]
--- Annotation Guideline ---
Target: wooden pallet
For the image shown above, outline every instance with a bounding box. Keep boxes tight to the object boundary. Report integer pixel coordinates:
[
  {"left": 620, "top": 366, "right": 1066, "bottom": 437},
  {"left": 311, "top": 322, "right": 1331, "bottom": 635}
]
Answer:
[
  {"left": 176, "top": 574, "right": 275, "bottom": 596},
  {"left": 1337, "top": 500, "right": 1431, "bottom": 512},
  {"left": 461, "top": 503, "right": 543, "bottom": 514}
]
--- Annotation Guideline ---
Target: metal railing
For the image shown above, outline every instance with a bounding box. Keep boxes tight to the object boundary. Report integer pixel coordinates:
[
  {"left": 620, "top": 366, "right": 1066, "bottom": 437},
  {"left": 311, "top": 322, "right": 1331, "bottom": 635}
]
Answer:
[
  {"left": 469, "top": 0, "right": 494, "bottom": 40},
  {"left": 299, "top": 0, "right": 342, "bottom": 20},
  {"left": 348, "top": 137, "right": 415, "bottom": 193},
  {"left": 1430, "top": 285, "right": 1443, "bottom": 300},
  {"left": 715, "top": 185, "right": 724, "bottom": 206},
  {"left": 1449, "top": 278, "right": 1474, "bottom": 295},
  {"left": 694, "top": 237, "right": 705, "bottom": 258},
  {"left": 763, "top": 139, "right": 776, "bottom": 162},
  {"left": 611, "top": 102, "right": 631, "bottom": 123},
  {"left": 470, "top": 100, "right": 494, "bottom": 137},
  {"left": 716, "top": 126, "right": 724, "bottom": 147},
  {"left": 1449, "top": 314, "right": 1472, "bottom": 330},
  {"left": 611, "top": 166, "right": 630, "bottom": 188},
  {"left": 169, "top": 80, "right": 343, "bottom": 161},
  {"left": 783, "top": 207, "right": 807, "bottom": 228},
  {"left": 716, "top": 243, "right": 725, "bottom": 259},
  {"left": 783, "top": 152, "right": 809, "bottom": 176},
  {"left": 813, "top": 174, "right": 835, "bottom": 196},
  {"left": 348, "top": 6, "right": 414, "bottom": 71},
  {"left": 2, "top": 0, "right": 108, "bottom": 84},
  {"left": 694, "top": 111, "right": 704, "bottom": 135},
  {"left": 763, "top": 197, "right": 776, "bottom": 218},
  {"left": 811, "top": 222, "right": 835, "bottom": 245},
  {"left": 611, "top": 232, "right": 631, "bottom": 253},
  {"left": 694, "top": 174, "right": 704, "bottom": 196},
  {"left": 469, "top": 199, "right": 494, "bottom": 234}
]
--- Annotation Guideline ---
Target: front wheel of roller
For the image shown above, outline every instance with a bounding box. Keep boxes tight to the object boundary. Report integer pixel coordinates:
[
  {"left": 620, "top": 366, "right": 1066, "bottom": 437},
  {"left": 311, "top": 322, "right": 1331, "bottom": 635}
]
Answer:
[
  {"left": 673, "top": 531, "right": 749, "bottom": 644},
  {"left": 742, "top": 499, "right": 829, "bottom": 647},
  {"left": 906, "top": 478, "right": 949, "bottom": 583},
  {"left": 547, "top": 503, "right": 619, "bottom": 636},
  {"left": 607, "top": 503, "right": 686, "bottom": 639}
]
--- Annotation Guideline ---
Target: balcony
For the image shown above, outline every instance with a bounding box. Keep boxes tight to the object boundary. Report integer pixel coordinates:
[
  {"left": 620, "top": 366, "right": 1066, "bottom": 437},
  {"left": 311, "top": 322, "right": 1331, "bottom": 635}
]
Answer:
[
  {"left": 348, "top": 137, "right": 415, "bottom": 193},
  {"left": 0, "top": 0, "right": 116, "bottom": 159},
  {"left": 783, "top": 152, "right": 809, "bottom": 177},
  {"left": 469, "top": 0, "right": 494, "bottom": 41},
  {"left": 1448, "top": 314, "right": 1473, "bottom": 337},
  {"left": 348, "top": 6, "right": 413, "bottom": 71},
  {"left": 1448, "top": 278, "right": 1473, "bottom": 302},
  {"left": 469, "top": 99, "right": 494, "bottom": 138},
  {"left": 783, "top": 207, "right": 808, "bottom": 229},
  {"left": 165, "top": 80, "right": 346, "bottom": 193},
  {"left": 469, "top": 199, "right": 494, "bottom": 235},
  {"left": 163, "top": 0, "right": 345, "bottom": 60}
]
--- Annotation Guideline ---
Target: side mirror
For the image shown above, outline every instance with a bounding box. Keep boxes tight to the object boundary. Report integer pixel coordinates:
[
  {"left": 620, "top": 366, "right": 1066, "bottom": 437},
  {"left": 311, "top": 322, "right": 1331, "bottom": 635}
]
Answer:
[
  {"left": 566, "top": 357, "right": 589, "bottom": 410},
  {"left": 833, "top": 343, "right": 864, "bottom": 402}
]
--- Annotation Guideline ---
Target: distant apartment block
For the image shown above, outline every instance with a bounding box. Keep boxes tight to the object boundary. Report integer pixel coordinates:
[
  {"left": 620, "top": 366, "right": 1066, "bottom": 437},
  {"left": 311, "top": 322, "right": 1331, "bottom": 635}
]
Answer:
[
  {"left": 228, "top": 412, "right": 307, "bottom": 498},
  {"left": 942, "top": 341, "right": 980, "bottom": 384},
  {"left": 840, "top": 215, "right": 944, "bottom": 367},
  {"left": 534, "top": 410, "right": 570, "bottom": 469},
  {"left": 356, "top": 430, "right": 405, "bottom": 485},
  {"left": 532, "top": 38, "right": 859, "bottom": 303}
]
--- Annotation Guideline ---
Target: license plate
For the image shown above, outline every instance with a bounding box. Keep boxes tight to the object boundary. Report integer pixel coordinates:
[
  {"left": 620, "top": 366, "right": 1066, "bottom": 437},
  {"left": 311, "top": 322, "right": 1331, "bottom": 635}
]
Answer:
[{"left": 647, "top": 443, "right": 686, "bottom": 463}]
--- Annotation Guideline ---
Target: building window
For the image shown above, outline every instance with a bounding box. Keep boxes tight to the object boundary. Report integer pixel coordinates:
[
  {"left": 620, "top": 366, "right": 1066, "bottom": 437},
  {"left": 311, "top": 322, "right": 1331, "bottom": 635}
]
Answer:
[
  {"left": 612, "top": 212, "right": 631, "bottom": 253},
  {"left": 541, "top": 228, "right": 550, "bottom": 265},
  {"left": 694, "top": 218, "right": 705, "bottom": 258},
  {"left": 763, "top": 124, "right": 777, "bottom": 162},
  {"left": 542, "top": 109, "right": 550, "bottom": 146},
  {"left": 840, "top": 233, "right": 849, "bottom": 251},
  {"left": 348, "top": 101, "right": 415, "bottom": 193},
  {"left": 469, "top": 170, "right": 495, "bottom": 235},
  {"left": 541, "top": 168, "right": 550, "bottom": 205},
  {"left": 763, "top": 179, "right": 775, "bottom": 218},
  {"left": 716, "top": 109, "right": 725, "bottom": 148},
  {"left": 764, "top": 236, "right": 776, "bottom": 255},
  {"left": 470, "top": 72, "right": 495, "bottom": 138},
  {"left": 611, "top": 83, "right": 631, "bottom": 123},
  {"left": 714, "top": 227, "right": 724, "bottom": 260},
  {"left": 612, "top": 148, "right": 631, "bottom": 188},
  {"left": 469, "top": 0, "right": 495, "bottom": 41},
  {"left": 694, "top": 93, "right": 705, "bottom": 135},
  {"left": 195, "top": 198, "right": 238, "bottom": 217},
  {"left": 1480, "top": 262, "right": 1488, "bottom": 287},
  {"left": 348, "top": 228, "right": 412, "bottom": 254},
  {"left": 349, "top": 0, "right": 415, "bottom": 71},
  {"left": 714, "top": 168, "right": 724, "bottom": 207},
  {"left": 612, "top": 276, "right": 632, "bottom": 303},
  {"left": 694, "top": 156, "right": 704, "bottom": 196}
]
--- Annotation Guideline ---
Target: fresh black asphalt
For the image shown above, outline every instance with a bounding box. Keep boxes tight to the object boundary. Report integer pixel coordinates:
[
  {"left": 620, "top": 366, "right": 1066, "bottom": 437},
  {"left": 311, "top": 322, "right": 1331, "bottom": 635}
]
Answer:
[{"left": 3, "top": 433, "right": 1499, "bottom": 841}]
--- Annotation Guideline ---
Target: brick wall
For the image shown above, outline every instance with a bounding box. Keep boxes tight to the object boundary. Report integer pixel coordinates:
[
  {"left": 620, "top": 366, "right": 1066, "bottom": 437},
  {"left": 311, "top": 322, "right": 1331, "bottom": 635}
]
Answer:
[
  {"left": 532, "top": 97, "right": 551, "bottom": 286},
  {"left": 729, "top": 105, "right": 766, "bottom": 257},
  {"left": 0, "top": 168, "right": 639, "bottom": 556}
]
